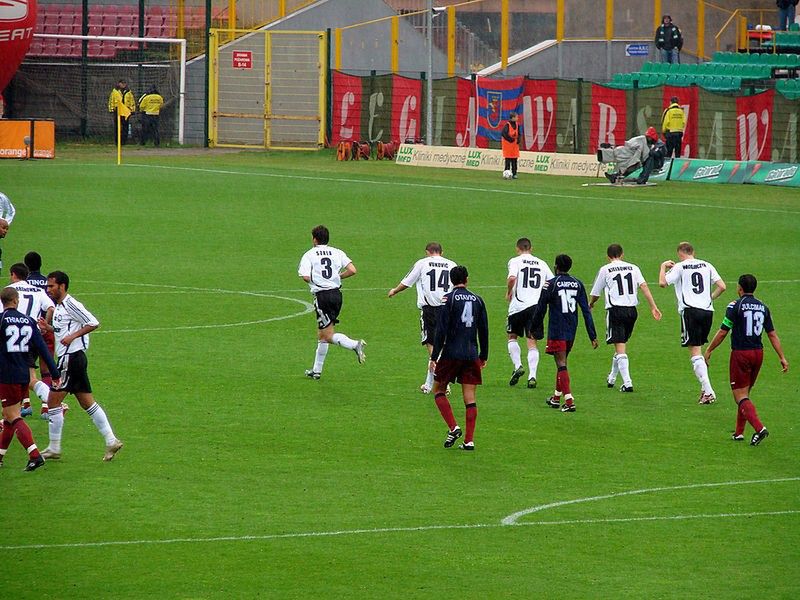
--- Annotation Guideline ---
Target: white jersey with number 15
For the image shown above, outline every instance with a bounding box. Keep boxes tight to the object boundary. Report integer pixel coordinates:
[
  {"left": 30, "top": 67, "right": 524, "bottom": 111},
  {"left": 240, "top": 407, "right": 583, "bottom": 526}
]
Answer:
[
  {"left": 298, "top": 245, "right": 352, "bottom": 293},
  {"left": 507, "top": 254, "right": 554, "bottom": 315}
]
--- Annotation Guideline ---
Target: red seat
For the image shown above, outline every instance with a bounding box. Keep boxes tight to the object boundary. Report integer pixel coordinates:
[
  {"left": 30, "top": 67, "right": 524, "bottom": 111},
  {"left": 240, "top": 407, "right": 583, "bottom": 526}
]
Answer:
[
  {"left": 42, "top": 39, "right": 58, "bottom": 56},
  {"left": 28, "top": 38, "right": 45, "bottom": 56}
]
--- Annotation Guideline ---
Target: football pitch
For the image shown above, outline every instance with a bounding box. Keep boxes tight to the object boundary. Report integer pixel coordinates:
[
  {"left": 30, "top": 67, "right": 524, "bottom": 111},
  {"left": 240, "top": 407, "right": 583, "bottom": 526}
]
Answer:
[{"left": 1, "top": 148, "right": 799, "bottom": 598}]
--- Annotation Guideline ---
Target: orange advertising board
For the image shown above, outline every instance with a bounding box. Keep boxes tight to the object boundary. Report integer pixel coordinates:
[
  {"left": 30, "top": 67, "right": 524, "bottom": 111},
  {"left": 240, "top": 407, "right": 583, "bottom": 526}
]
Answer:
[{"left": 0, "top": 119, "right": 55, "bottom": 159}]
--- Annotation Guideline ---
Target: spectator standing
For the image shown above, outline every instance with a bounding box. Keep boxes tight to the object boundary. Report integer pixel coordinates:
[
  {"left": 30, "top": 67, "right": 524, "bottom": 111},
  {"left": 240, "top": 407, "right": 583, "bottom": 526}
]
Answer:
[{"left": 655, "top": 15, "right": 683, "bottom": 64}]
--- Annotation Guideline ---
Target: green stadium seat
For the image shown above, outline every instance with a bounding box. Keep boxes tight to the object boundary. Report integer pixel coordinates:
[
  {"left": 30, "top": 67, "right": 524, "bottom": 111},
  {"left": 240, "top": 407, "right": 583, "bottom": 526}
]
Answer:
[
  {"left": 790, "top": 23, "right": 800, "bottom": 32},
  {"left": 641, "top": 62, "right": 655, "bottom": 72}
]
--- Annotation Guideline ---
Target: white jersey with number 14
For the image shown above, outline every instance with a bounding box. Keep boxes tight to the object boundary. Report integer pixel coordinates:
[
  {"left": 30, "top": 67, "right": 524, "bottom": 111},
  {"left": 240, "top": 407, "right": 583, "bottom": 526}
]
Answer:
[{"left": 401, "top": 256, "right": 457, "bottom": 308}]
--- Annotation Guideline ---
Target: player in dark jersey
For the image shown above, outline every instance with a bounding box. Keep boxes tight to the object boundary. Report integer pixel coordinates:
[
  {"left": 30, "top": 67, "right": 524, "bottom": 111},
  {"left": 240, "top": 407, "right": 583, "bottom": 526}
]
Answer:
[
  {"left": 0, "top": 287, "right": 60, "bottom": 471},
  {"left": 429, "top": 265, "right": 488, "bottom": 451},
  {"left": 24, "top": 251, "right": 56, "bottom": 415},
  {"left": 704, "top": 274, "right": 788, "bottom": 445},
  {"left": 533, "top": 254, "right": 598, "bottom": 412}
]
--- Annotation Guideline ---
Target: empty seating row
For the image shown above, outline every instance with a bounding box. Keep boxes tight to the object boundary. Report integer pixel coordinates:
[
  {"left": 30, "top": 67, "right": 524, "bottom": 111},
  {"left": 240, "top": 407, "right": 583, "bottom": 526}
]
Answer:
[
  {"left": 28, "top": 38, "right": 121, "bottom": 59},
  {"left": 609, "top": 72, "right": 743, "bottom": 92},
  {"left": 712, "top": 51, "right": 800, "bottom": 67},
  {"left": 641, "top": 61, "right": 772, "bottom": 79},
  {"left": 775, "top": 78, "right": 800, "bottom": 99}
]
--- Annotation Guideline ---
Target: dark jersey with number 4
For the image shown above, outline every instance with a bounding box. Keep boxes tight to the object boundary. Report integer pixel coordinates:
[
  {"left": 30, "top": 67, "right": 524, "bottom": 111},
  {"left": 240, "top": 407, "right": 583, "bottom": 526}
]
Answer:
[
  {"left": 721, "top": 295, "right": 774, "bottom": 350},
  {"left": 0, "top": 308, "right": 60, "bottom": 384},
  {"left": 534, "top": 274, "right": 597, "bottom": 342},
  {"left": 431, "top": 287, "right": 489, "bottom": 361}
]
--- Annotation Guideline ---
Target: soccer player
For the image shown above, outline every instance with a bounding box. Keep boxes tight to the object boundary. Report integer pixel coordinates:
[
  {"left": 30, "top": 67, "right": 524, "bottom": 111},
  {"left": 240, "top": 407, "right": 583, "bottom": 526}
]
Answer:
[
  {"left": 23, "top": 252, "right": 57, "bottom": 416},
  {"left": 429, "top": 266, "right": 488, "bottom": 451},
  {"left": 0, "top": 190, "right": 15, "bottom": 273},
  {"left": 659, "top": 242, "right": 726, "bottom": 404},
  {"left": 506, "top": 237, "right": 553, "bottom": 389},
  {"left": 298, "top": 225, "right": 366, "bottom": 379},
  {"left": 0, "top": 287, "right": 60, "bottom": 471},
  {"left": 23, "top": 251, "right": 48, "bottom": 291},
  {"left": 589, "top": 244, "right": 662, "bottom": 392},
  {"left": 533, "top": 254, "right": 598, "bottom": 412},
  {"left": 40, "top": 271, "right": 123, "bottom": 462},
  {"left": 388, "top": 242, "right": 456, "bottom": 393},
  {"left": 704, "top": 274, "right": 788, "bottom": 445}
]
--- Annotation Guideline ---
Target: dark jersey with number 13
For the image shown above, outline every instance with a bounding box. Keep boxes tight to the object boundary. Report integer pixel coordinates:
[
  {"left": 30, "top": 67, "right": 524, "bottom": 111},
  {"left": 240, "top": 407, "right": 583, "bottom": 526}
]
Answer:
[
  {"left": 0, "top": 308, "right": 60, "bottom": 384},
  {"left": 721, "top": 294, "right": 774, "bottom": 351},
  {"left": 431, "top": 287, "right": 489, "bottom": 362}
]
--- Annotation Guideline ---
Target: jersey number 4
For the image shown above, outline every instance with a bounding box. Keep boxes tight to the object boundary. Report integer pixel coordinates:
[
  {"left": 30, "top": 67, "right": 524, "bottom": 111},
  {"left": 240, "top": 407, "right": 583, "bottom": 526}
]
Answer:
[
  {"left": 461, "top": 302, "right": 474, "bottom": 328},
  {"left": 5, "top": 324, "right": 32, "bottom": 352}
]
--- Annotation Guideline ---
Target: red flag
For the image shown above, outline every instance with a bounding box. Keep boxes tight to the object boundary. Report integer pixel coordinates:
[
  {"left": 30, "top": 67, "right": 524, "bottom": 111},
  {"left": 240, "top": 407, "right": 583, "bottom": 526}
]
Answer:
[
  {"left": 590, "top": 84, "right": 627, "bottom": 153},
  {"left": 455, "top": 77, "right": 476, "bottom": 147},
  {"left": 331, "top": 71, "right": 362, "bottom": 145},
  {"left": 476, "top": 76, "right": 524, "bottom": 147},
  {"left": 390, "top": 75, "right": 422, "bottom": 143},
  {"left": 736, "top": 90, "right": 774, "bottom": 161},
  {"left": 520, "top": 79, "right": 557, "bottom": 152}
]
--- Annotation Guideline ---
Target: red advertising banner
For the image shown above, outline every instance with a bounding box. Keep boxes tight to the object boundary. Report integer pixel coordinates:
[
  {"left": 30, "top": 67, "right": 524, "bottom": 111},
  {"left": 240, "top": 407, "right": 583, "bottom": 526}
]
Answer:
[
  {"left": 390, "top": 75, "right": 422, "bottom": 142},
  {"left": 331, "top": 71, "right": 363, "bottom": 145},
  {"left": 662, "top": 85, "right": 698, "bottom": 158},
  {"left": 455, "top": 77, "right": 476, "bottom": 147},
  {"left": 521, "top": 79, "right": 557, "bottom": 152},
  {"left": 736, "top": 90, "right": 774, "bottom": 161},
  {"left": 590, "top": 85, "right": 627, "bottom": 153}
]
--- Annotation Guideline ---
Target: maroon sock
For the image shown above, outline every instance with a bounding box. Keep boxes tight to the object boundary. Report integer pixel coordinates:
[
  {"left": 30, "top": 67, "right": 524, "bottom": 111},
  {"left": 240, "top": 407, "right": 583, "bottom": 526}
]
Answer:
[
  {"left": 12, "top": 418, "right": 40, "bottom": 459},
  {"left": 738, "top": 399, "right": 764, "bottom": 432},
  {"left": 0, "top": 420, "right": 13, "bottom": 451},
  {"left": 434, "top": 393, "right": 457, "bottom": 431},
  {"left": 735, "top": 405, "right": 747, "bottom": 436},
  {"left": 557, "top": 366, "right": 571, "bottom": 396},
  {"left": 42, "top": 374, "right": 53, "bottom": 387},
  {"left": 464, "top": 403, "right": 477, "bottom": 443}
]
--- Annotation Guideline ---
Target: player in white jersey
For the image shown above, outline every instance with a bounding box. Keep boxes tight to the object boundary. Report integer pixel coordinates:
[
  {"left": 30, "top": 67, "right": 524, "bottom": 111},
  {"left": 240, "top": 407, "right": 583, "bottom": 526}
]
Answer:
[
  {"left": 298, "top": 225, "right": 366, "bottom": 379},
  {"left": 506, "top": 238, "right": 554, "bottom": 388},
  {"left": 659, "top": 241, "right": 726, "bottom": 404},
  {"left": 388, "top": 242, "right": 457, "bottom": 393},
  {"left": 589, "top": 244, "right": 662, "bottom": 392},
  {"left": 39, "top": 271, "right": 123, "bottom": 462},
  {"left": 0, "top": 191, "right": 15, "bottom": 274}
]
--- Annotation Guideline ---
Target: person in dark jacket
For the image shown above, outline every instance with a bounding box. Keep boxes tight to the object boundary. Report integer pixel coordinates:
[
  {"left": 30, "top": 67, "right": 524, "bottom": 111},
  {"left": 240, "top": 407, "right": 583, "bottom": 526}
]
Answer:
[
  {"left": 655, "top": 15, "right": 683, "bottom": 64},
  {"left": 777, "top": 0, "right": 798, "bottom": 31}
]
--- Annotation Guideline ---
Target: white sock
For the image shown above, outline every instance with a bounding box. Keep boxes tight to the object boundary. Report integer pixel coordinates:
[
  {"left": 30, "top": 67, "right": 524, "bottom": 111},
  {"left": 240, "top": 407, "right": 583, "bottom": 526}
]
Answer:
[
  {"left": 331, "top": 332, "right": 358, "bottom": 351},
  {"left": 617, "top": 353, "right": 632, "bottom": 387},
  {"left": 48, "top": 406, "right": 64, "bottom": 453},
  {"left": 691, "top": 355, "right": 714, "bottom": 396},
  {"left": 313, "top": 342, "right": 329, "bottom": 373},
  {"left": 507, "top": 340, "right": 522, "bottom": 369},
  {"left": 86, "top": 402, "right": 117, "bottom": 445},
  {"left": 425, "top": 367, "right": 434, "bottom": 388},
  {"left": 608, "top": 353, "right": 620, "bottom": 383},
  {"left": 33, "top": 380, "right": 51, "bottom": 403},
  {"left": 527, "top": 346, "right": 540, "bottom": 379}
]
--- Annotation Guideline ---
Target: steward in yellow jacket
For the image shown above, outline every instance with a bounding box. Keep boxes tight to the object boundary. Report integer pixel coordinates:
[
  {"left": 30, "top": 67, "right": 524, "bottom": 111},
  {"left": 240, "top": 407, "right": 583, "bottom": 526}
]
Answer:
[
  {"left": 138, "top": 86, "right": 164, "bottom": 147},
  {"left": 660, "top": 97, "right": 685, "bottom": 158},
  {"left": 108, "top": 79, "right": 136, "bottom": 144}
]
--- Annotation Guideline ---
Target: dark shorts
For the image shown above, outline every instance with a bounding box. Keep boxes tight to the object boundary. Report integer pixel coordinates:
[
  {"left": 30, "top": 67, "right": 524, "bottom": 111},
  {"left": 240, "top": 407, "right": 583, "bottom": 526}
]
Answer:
[
  {"left": 680, "top": 307, "right": 713, "bottom": 347},
  {"left": 313, "top": 288, "right": 342, "bottom": 330},
  {"left": 434, "top": 358, "right": 483, "bottom": 386},
  {"left": 729, "top": 349, "right": 763, "bottom": 390},
  {"left": 0, "top": 383, "right": 28, "bottom": 408},
  {"left": 605, "top": 306, "right": 638, "bottom": 344},
  {"left": 506, "top": 305, "right": 544, "bottom": 340},
  {"left": 546, "top": 339, "right": 574, "bottom": 355},
  {"left": 420, "top": 305, "right": 442, "bottom": 346},
  {"left": 52, "top": 351, "right": 92, "bottom": 395}
]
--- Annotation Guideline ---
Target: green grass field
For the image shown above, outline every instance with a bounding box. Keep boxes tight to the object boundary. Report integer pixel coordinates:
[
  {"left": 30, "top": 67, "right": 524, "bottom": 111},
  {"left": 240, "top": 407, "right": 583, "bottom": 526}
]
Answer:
[{"left": 1, "top": 147, "right": 799, "bottom": 598}]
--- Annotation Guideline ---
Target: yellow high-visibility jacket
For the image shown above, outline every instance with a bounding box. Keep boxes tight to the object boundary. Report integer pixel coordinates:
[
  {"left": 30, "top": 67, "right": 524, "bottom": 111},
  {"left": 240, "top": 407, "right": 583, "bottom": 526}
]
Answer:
[
  {"left": 108, "top": 88, "right": 135, "bottom": 113},
  {"left": 138, "top": 93, "right": 164, "bottom": 116},
  {"left": 661, "top": 102, "right": 685, "bottom": 133}
]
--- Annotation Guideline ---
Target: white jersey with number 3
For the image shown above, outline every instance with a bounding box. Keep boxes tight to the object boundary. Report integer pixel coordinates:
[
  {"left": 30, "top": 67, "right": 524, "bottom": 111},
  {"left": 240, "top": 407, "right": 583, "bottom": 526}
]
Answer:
[
  {"left": 401, "top": 255, "right": 457, "bottom": 308},
  {"left": 507, "top": 254, "right": 554, "bottom": 315},
  {"left": 590, "top": 260, "right": 645, "bottom": 309},
  {"left": 298, "top": 245, "right": 352, "bottom": 294},
  {"left": 665, "top": 258, "right": 721, "bottom": 312}
]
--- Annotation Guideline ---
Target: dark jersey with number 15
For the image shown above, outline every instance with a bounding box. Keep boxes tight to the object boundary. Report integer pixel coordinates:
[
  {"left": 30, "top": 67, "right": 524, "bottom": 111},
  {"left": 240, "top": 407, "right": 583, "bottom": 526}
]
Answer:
[
  {"left": 431, "top": 287, "right": 489, "bottom": 362},
  {"left": 721, "top": 294, "right": 774, "bottom": 350},
  {"left": 534, "top": 274, "right": 597, "bottom": 342},
  {"left": 0, "top": 308, "right": 60, "bottom": 384}
]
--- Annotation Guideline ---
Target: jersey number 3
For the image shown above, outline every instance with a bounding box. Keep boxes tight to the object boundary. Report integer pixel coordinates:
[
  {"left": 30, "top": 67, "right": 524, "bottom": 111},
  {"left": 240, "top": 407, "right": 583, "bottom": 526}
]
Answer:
[{"left": 5, "top": 324, "right": 33, "bottom": 352}]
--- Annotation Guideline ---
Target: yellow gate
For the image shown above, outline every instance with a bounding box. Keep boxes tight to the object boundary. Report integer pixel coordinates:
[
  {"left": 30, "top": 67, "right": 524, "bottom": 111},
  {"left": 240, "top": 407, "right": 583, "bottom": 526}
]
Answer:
[{"left": 209, "top": 29, "right": 326, "bottom": 149}]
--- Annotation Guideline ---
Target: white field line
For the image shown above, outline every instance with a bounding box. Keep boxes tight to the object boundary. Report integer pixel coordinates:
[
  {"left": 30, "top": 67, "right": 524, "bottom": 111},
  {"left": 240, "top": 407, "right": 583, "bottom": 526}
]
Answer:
[
  {"left": 1, "top": 479, "right": 796, "bottom": 551},
  {"left": 119, "top": 163, "right": 800, "bottom": 216}
]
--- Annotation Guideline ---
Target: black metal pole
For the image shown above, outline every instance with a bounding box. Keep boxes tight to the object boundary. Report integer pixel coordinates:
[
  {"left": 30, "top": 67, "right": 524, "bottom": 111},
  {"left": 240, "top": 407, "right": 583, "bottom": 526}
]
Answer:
[
  {"left": 204, "top": 0, "right": 211, "bottom": 147},
  {"left": 326, "top": 28, "right": 332, "bottom": 146},
  {"left": 80, "top": 0, "right": 88, "bottom": 138},
  {"left": 138, "top": 0, "right": 145, "bottom": 97}
]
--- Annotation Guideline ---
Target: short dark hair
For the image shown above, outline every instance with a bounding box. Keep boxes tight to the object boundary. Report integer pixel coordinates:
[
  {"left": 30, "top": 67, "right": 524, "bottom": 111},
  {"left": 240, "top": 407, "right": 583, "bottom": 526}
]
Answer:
[
  {"left": 607, "top": 244, "right": 623, "bottom": 259},
  {"left": 24, "top": 251, "right": 42, "bottom": 271},
  {"left": 739, "top": 274, "right": 757, "bottom": 293},
  {"left": 1, "top": 286, "right": 18, "bottom": 306},
  {"left": 450, "top": 265, "right": 468, "bottom": 286},
  {"left": 9, "top": 263, "right": 29, "bottom": 280},
  {"left": 47, "top": 270, "right": 69, "bottom": 290},
  {"left": 677, "top": 241, "right": 694, "bottom": 255},
  {"left": 312, "top": 225, "right": 329, "bottom": 245},
  {"left": 671, "top": 96, "right": 679, "bottom": 104},
  {"left": 555, "top": 254, "right": 572, "bottom": 273},
  {"left": 516, "top": 237, "right": 531, "bottom": 251},
  {"left": 426, "top": 242, "right": 443, "bottom": 254},
  {"left": 509, "top": 111, "right": 517, "bottom": 118}
]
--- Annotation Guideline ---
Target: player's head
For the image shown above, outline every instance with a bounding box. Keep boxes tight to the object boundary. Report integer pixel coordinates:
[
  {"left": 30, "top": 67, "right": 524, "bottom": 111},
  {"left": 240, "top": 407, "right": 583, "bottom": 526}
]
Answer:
[
  {"left": 450, "top": 265, "right": 469, "bottom": 286},
  {"left": 738, "top": 274, "right": 757, "bottom": 295},
  {"left": 671, "top": 96, "right": 679, "bottom": 105},
  {"left": 46, "top": 270, "right": 69, "bottom": 301},
  {"left": 645, "top": 127, "right": 658, "bottom": 143},
  {"left": 676, "top": 241, "right": 694, "bottom": 258},
  {"left": 24, "top": 251, "right": 42, "bottom": 271},
  {"left": 0, "top": 218, "right": 8, "bottom": 238},
  {"left": 9, "top": 262, "right": 29, "bottom": 282},
  {"left": 1, "top": 286, "right": 18, "bottom": 309},
  {"left": 509, "top": 111, "right": 517, "bottom": 122},
  {"left": 607, "top": 244, "right": 623, "bottom": 259},
  {"left": 662, "top": 15, "right": 671, "bottom": 25},
  {"left": 555, "top": 254, "right": 572, "bottom": 274},
  {"left": 425, "top": 242, "right": 442, "bottom": 256},
  {"left": 516, "top": 237, "right": 531, "bottom": 253},
  {"left": 311, "top": 225, "right": 329, "bottom": 246}
]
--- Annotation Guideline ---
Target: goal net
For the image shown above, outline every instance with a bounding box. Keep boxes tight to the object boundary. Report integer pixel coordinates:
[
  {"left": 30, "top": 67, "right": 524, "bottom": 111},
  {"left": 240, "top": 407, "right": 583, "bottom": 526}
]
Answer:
[{"left": 11, "top": 34, "right": 186, "bottom": 143}]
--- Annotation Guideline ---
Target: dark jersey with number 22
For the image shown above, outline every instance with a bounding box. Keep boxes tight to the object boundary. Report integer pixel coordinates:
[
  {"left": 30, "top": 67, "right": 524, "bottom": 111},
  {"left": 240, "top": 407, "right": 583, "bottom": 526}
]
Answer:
[
  {"left": 431, "top": 287, "right": 489, "bottom": 362},
  {"left": 534, "top": 274, "right": 597, "bottom": 342},
  {"left": 721, "top": 295, "right": 774, "bottom": 351},
  {"left": 0, "top": 308, "right": 60, "bottom": 384}
]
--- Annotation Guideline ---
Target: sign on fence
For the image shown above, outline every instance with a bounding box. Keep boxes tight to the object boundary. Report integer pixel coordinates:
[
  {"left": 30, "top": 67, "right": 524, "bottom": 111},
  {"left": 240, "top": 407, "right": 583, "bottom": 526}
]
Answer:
[
  {"left": 625, "top": 43, "right": 649, "bottom": 57},
  {"left": 232, "top": 51, "right": 253, "bottom": 69}
]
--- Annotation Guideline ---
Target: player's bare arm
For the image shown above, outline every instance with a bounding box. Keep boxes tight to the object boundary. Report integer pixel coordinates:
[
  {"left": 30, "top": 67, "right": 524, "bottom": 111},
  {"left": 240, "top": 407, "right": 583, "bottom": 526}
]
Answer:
[
  {"left": 588, "top": 294, "right": 599, "bottom": 309},
  {"left": 340, "top": 262, "right": 357, "bottom": 279},
  {"left": 711, "top": 278, "right": 727, "bottom": 300},
  {"left": 767, "top": 330, "right": 789, "bottom": 372},
  {"left": 62, "top": 323, "right": 98, "bottom": 346},
  {"left": 703, "top": 328, "right": 729, "bottom": 364},
  {"left": 388, "top": 283, "right": 408, "bottom": 298},
  {"left": 506, "top": 276, "right": 516, "bottom": 302},
  {"left": 639, "top": 283, "right": 662, "bottom": 320},
  {"left": 658, "top": 261, "right": 674, "bottom": 287}
]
